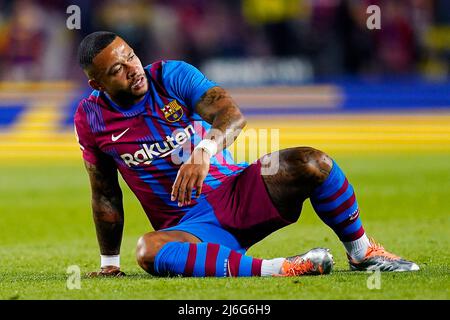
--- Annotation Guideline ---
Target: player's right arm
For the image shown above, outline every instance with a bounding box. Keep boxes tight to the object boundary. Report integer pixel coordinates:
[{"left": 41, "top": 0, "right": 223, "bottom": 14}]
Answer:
[
  {"left": 74, "top": 102, "right": 125, "bottom": 277},
  {"left": 84, "top": 157, "right": 126, "bottom": 277}
]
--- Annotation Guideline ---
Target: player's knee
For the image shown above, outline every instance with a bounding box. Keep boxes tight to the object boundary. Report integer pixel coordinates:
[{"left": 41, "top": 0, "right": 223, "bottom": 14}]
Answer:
[
  {"left": 136, "top": 232, "right": 169, "bottom": 274},
  {"left": 285, "top": 147, "right": 333, "bottom": 185},
  {"left": 300, "top": 147, "right": 332, "bottom": 184}
]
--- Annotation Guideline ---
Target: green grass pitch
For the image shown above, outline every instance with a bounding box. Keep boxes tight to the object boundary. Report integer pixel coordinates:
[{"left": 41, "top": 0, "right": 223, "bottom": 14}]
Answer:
[{"left": 0, "top": 153, "right": 449, "bottom": 300}]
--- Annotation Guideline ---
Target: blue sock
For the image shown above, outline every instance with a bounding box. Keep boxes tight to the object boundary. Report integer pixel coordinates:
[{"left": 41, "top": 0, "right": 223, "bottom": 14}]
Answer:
[
  {"left": 310, "top": 160, "right": 365, "bottom": 242},
  {"left": 154, "top": 242, "right": 263, "bottom": 277}
]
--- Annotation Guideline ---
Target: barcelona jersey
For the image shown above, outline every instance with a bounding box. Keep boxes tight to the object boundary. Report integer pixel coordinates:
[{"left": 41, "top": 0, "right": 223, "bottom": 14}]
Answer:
[{"left": 74, "top": 60, "right": 248, "bottom": 230}]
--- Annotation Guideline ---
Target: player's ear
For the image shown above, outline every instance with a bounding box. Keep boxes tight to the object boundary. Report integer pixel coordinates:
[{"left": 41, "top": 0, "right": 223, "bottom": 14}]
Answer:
[{"left": 88, "top": 79, "right": 104, "bottom": 91}]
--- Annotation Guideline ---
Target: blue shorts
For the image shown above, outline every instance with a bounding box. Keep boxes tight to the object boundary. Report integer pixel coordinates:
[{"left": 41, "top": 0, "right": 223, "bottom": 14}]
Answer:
[
  {"left": 162, "top": 198, "right": 246, "bottom": 254},
  {"left": 161, "top": 161, "right": 296, "bottom": 254}
]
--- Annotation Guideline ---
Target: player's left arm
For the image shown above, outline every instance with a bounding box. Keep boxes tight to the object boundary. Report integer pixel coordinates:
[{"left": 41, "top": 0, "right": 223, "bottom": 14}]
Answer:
[
  {"left": 171, "top": 86, "right": 246, "bottom": 206},
  {"left": 195, "top": 86, "right": 246, "bottom": 151}
]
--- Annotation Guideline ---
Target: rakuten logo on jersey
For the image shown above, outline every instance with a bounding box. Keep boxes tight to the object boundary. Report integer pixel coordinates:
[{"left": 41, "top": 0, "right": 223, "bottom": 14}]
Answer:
[{"left": 120, "top": 124, "right": 195, "bottom": 167}]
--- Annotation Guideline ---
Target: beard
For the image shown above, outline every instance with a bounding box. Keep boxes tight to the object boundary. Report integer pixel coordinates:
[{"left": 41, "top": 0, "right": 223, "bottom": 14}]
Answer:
[{"left": 110, "top": 86, "right": 147, "bottom": 108}]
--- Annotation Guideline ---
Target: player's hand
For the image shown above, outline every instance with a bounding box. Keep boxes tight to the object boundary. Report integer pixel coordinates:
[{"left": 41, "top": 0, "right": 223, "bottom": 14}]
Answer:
[
  {"left": 171, "top": 148, "right": 210, "bottom": 207},
  {"left": 86, "top": 266, "right": 126, "bottom": 278}
]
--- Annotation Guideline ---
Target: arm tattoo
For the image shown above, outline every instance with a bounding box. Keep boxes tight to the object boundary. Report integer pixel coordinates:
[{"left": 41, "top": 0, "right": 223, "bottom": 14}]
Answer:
[
  {"left": 198, "top": 87, "right": 228, "bottom": 108},
  {"left": 195, "top": 87, "right": 246, "bottom": 150},
  {"left": 85, "top": 159, "right": 124, "bottom": 256}
]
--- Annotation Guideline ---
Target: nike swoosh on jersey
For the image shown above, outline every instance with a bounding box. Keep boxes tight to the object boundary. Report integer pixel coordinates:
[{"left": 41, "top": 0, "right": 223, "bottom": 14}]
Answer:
[{"left": 111, "top": 128, "right": 130, "bottom": 141}]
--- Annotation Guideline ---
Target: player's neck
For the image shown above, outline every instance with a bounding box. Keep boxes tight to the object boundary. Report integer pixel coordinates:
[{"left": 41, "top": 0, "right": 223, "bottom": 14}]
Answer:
[{"left": 105, "top": 91, "right": 147, "bottom": 110}]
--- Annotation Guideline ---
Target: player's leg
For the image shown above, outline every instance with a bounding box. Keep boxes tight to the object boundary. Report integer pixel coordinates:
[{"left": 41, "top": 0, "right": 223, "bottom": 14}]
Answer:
[
  {"left": 136, "top": 230, "right": 200, "bottom": 275},
  {"left": 136, "top": 230, "right": 333, "bottom": 277},
  {"left": 261, "top": 146, "right": 419, "bottom": 272},
  {"left": 137, "top": 231, "right": 261, "bottom": 277}
]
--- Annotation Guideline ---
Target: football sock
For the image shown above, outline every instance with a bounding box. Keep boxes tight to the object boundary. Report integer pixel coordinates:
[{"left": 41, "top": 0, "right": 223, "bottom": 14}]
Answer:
[
  {"left": 310, "top": 160, "right": 369, "bottom": 261},
  {"left": 343, "top": 233, "right": 370, "bottom": 262},
  {"left": 154, "top": 242, "right": 263, "bottom": 277},
  {"left": 261, "top": 258, "right": 285, "bottom": 276}
]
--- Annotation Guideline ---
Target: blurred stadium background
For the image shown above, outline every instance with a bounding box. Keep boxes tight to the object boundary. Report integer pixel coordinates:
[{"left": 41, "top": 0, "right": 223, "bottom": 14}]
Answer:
[
  {"left": 0, "top": 0, "right": 449, "bottom": 299},
  {"left": 0, "top": 0, "right": 449, "bottom": 161}
]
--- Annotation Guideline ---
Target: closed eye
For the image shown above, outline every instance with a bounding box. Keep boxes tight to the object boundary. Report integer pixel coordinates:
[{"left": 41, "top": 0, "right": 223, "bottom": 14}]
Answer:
[{"left": 112, "top": 65, "right": 122, "bottom": 75}]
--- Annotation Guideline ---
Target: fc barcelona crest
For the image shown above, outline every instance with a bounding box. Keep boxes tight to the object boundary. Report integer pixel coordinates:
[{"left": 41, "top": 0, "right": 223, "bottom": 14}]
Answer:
[{"left": 161, "top": 100, "right": 184, "bottom": 122}]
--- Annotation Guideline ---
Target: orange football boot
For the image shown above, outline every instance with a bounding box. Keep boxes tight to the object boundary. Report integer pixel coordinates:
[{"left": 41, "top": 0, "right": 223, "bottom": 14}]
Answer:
[
  {"left": 277, "top": 248, "right": 334, "bottom": 276},
  {"left": 348, "top": 238, "right": 419, "bottom": 272}
]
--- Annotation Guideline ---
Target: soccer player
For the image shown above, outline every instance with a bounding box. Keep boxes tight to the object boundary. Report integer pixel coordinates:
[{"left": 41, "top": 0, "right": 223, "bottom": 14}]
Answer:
[{"left": 75, "top": 31, "right": 419, "bottom": 278}]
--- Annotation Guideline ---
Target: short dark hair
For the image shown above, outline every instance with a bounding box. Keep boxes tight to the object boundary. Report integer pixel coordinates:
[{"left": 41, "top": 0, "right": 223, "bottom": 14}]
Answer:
[{"left": 78, "top": 31, "right": 117, "bottom": 71}]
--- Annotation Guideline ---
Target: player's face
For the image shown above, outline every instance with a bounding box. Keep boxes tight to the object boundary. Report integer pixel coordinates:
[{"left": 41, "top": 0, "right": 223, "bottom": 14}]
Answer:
[{"left": 90, "top": 37, "right": 148, "bottom": 103}]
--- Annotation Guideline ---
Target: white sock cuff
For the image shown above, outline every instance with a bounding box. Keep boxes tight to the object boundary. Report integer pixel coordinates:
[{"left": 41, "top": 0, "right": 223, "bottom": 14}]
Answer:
[
  {"left": 346, "top": 233, "right": 370, "bottom": 249},
  {"left": 343, "top": 233, "right": 370, "bottom": 261},
  {"left": 261, "top": 258, "right": 285, "bottom": 276},
  {"left": 100, "top": 254, "right": 120, "bottom": 268}
]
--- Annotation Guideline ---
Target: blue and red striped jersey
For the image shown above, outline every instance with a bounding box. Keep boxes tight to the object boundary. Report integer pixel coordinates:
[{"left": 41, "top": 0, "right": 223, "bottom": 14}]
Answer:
[{"left": 74, "top": 60, "right": 248, "bottom": 230}]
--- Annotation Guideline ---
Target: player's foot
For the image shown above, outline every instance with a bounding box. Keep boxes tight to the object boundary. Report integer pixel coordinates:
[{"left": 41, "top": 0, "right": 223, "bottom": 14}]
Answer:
[
  {"left": 277, "top": 248, "right": 334, "bottom": 277},
  {"left": 348, "top": 238, "right": 419, "bottom": 272}
]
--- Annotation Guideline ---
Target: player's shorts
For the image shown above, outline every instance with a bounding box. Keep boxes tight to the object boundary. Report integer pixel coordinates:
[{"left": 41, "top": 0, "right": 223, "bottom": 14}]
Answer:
[{"left": 161, "top": 159, "right": 297, "bottom": 253}]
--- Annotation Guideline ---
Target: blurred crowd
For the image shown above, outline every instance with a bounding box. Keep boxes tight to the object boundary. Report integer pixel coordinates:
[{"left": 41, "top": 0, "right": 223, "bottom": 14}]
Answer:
[{"left": 0, "top": 0, "right": 449, "bottom": 82}]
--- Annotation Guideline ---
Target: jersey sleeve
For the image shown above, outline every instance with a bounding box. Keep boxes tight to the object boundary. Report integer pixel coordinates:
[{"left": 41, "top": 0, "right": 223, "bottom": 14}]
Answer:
[
  {"left": 162, "top": 60, "right": 217, "bottom": 109},
  {"left": 73, "top": 102, "right": 103, "bottom": 166}
]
